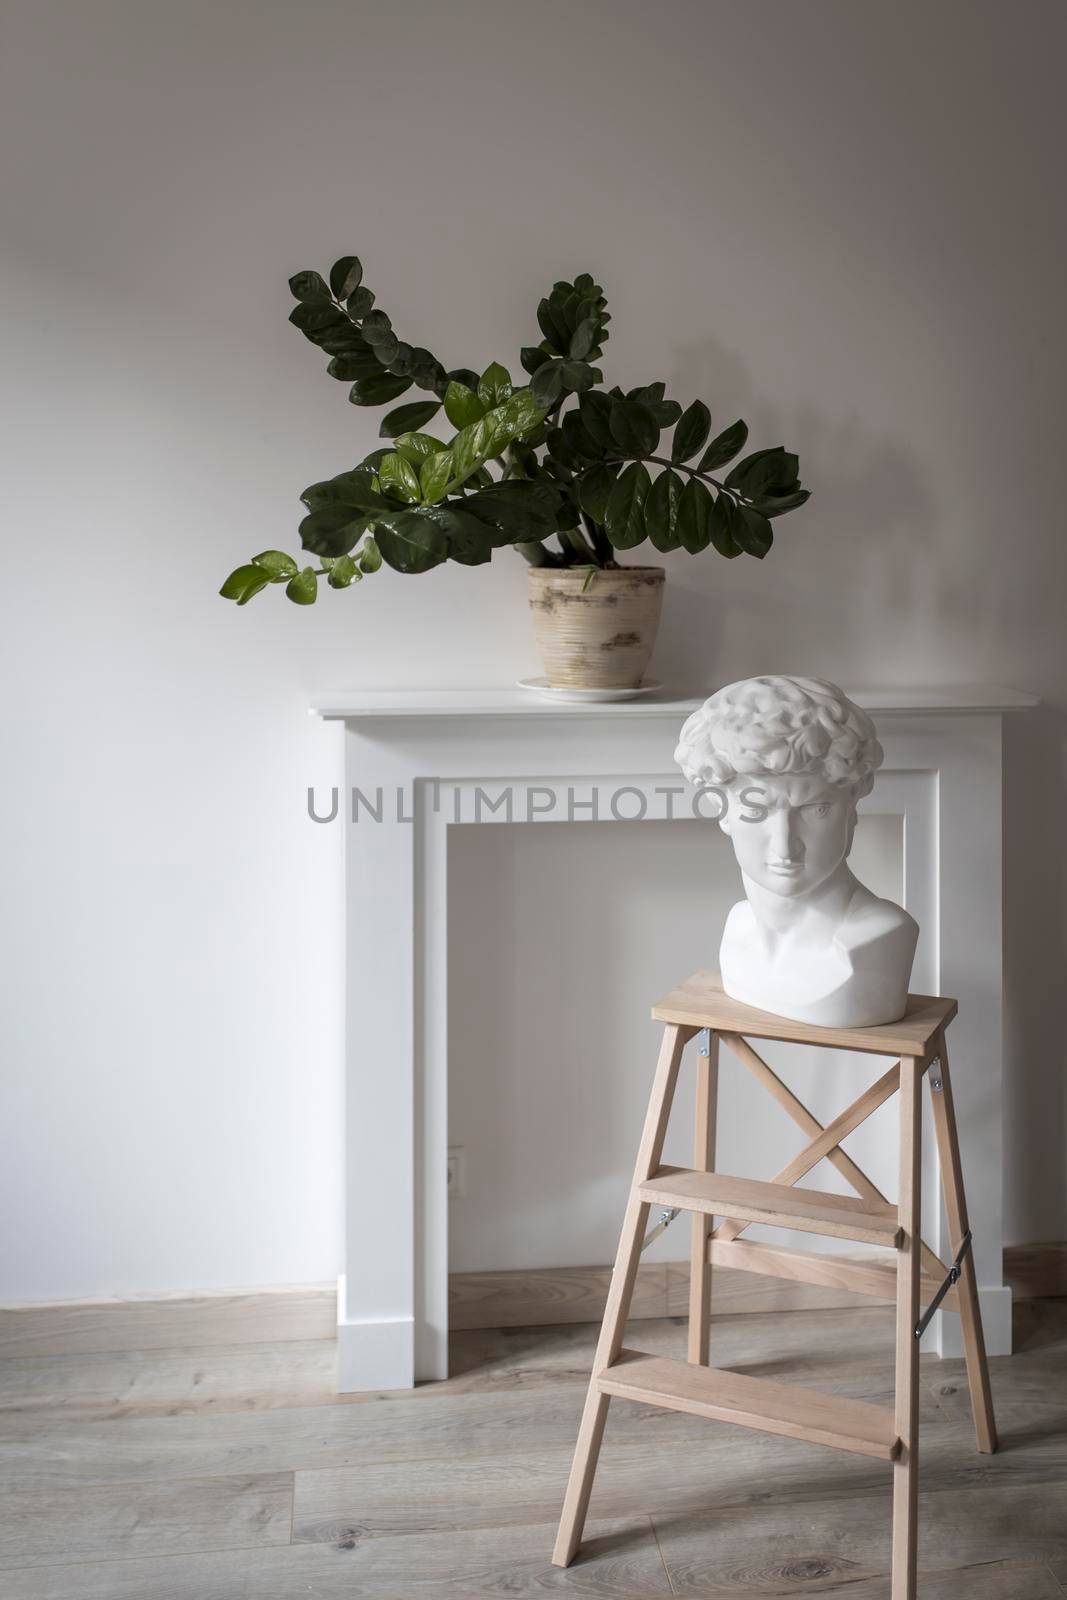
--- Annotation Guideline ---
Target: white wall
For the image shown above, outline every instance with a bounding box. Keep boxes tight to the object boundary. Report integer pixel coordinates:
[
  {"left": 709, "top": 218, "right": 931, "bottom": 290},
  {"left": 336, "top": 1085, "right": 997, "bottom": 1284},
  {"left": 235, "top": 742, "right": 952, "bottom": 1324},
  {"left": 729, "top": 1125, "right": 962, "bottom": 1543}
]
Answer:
[{"left": 1, "top": 0, "right": 1064, "bottom": 1302}]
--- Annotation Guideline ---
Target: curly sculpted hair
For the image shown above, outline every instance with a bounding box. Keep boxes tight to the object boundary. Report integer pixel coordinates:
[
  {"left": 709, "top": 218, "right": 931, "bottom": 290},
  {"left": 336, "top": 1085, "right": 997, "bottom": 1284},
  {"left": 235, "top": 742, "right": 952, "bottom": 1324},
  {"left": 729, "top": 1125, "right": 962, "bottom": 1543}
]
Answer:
[{"left": 674, "top": 676, "right": 884, "bottom": 798}]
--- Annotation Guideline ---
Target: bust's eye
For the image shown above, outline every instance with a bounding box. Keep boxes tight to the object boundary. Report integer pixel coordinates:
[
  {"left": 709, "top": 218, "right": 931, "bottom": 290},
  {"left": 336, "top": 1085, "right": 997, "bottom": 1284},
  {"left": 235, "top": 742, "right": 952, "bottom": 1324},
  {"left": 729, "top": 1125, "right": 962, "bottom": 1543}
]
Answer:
[{"left": 806, "top": 802, "right": 832, "bottom": 818}]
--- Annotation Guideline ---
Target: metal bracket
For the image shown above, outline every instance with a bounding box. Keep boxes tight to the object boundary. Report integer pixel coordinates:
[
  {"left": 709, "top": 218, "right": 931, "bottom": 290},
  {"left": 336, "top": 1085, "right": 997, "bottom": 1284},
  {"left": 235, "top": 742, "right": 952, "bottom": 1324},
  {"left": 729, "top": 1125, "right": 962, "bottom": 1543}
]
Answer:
[
  {"left": 914, "top": 1228, "right": 972, "bottom": 1339},
  {"left": 641, "top": 1208, "right": 680, "bottom": 1252},
  {"left": 697, "top": 1028, "right": 711, "bottom": 1057},
  {"left": 928, "top": 1056, "right": 943, "bottom": 1091}
]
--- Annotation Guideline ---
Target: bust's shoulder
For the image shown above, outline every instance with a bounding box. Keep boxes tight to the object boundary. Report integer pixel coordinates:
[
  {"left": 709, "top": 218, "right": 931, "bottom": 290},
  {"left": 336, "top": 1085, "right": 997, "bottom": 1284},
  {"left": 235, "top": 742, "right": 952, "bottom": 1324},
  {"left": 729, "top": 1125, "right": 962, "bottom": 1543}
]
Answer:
[
  {"left": 723, "top": 898, "right": 757, "bottom": 936},
  {"left": 839, "top": 885, "right": 918, "bottom": 953}
]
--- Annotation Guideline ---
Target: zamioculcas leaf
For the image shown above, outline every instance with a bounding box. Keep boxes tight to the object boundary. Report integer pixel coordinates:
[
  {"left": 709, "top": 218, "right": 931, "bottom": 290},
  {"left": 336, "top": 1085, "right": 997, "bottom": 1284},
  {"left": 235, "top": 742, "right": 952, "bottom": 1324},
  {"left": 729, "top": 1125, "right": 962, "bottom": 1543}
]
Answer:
[
  {"left": 392, "top": 431, "right": 447, "bottom": 465},
  {"left": 329, "top": 256, "right": 363, "bottom": 300},
  {"left": 371, "top": 331, "right": 400, "bottom": 365},
  {"left": 358, "top": 536, "right": 382, "bottom": 573},
  {"left": 220, "top": 564, "right": 272, "bottom": 604},
  {"left": 699, "top": 419, "right": 749, "bottom": 471},
  {"left": 520, "top": 345, "right": 552, "bottom": 375},
  {"left": 288, "top": 270, "right": 331, "bottom": 305},
  {"left": 569, "top": 318, "right": 598, "bottom": 360},
  {"left": 609, "top": 398, "right": 659, "bottom": 458},
  {"left": 299, "top": 504, "right": 374, "bottom": 558},
  {"left": 725, "top": 446, "right": 797, "bottom": 495},
  {"left": 733, "top": 504, "right": 774, "bottom": 558},
  {"left": 531, "top": 361, "right": 564, "bottom": 409},
  {"left": 559, "top": 360, "right": 594, "bottom": 392},
  {"left": 477, "top": 362, "right": 513, "bottom": 409},
  {"left": 378, "top": 453, "right": 421, "bottom": 503},
  {"left": 676, "top": 478, "right": 713, "bottom": 554},
  {"left": 347, "top": 286, "right": 375, "bottom": 317},
  {"left": 710, "top": 493, "right": 742, "bottom": 558},
  {"left": 645, "top": 469, "right": 683, "bottom": 552},
  {"left": 464, "top": 482, "right": 560, "bottom": 545},
  {"left": 443, "top": 381, "right": 485, "bottom": 430},
  {"left": 419, "top": 449, "right": 455, "bottom": 504},
  {"left": 360, "top": 310, "right": 393, "bottom": 345},
  {"left": 374, "top": 510, "right": 450, "bottom": 574},
  {"left": 536, "top": 298, "right": 566, "bottom": 352},
  {"left": 604, "top": 461, "right": 651, "bottom": 549},
  {"left": 671, "top": 400, "right": 711, "bottom": 464},
  {"left": 379, "top": 399, "right": 442, "bottom": 438},
  {"left": 300, "top": 469, "right": 386, "bottom": 512},
  {"left": 348, "top": 372, "right": 412, "bottom": 407},
  {"left": 420, "top": 504, "right": 493, "bottom": 566},
  {"left": 327, "top": 554, "right": 361, "bottom": 588},
  {"left": 327, "top": 349, "right": 381, "bottom": 381},
  {"left": 749, "top": 487, "right": 811, "bottom": 518},
  {"left": 578, "top": 391, "right": 615, "bottom": 450},
  {"left": 251, "top": 550, "right": 298, "bottom": 579},
  {"left": 286, "top": 567, "right": 318, "bottom": 604},
  {"left": 577, "top": 463, "right": 619, "bottom": 525}
]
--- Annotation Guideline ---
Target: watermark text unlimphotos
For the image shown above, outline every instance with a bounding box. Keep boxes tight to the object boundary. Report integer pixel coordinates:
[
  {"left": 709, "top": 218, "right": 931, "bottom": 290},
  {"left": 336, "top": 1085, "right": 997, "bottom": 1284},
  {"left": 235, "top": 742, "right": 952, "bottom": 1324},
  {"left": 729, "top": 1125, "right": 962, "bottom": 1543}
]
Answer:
[{"left": 306, "top": 782, "right": 773, "bottom": 825}]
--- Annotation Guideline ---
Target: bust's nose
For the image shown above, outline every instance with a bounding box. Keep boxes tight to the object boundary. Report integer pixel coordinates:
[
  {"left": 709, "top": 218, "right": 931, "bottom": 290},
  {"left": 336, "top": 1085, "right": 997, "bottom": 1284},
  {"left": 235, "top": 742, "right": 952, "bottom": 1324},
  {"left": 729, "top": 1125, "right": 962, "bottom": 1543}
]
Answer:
[{"left": 767, "top": 807, "right": 803, "bottom": 863}]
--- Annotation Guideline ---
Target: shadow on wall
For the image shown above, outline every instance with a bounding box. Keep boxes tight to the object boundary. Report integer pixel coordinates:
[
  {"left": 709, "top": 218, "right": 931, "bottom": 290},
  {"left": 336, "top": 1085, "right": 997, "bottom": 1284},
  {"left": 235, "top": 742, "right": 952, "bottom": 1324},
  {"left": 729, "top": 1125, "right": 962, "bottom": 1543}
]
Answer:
[{"left": 1003, "top": 708, "right": 1067, "bottom": 1244}]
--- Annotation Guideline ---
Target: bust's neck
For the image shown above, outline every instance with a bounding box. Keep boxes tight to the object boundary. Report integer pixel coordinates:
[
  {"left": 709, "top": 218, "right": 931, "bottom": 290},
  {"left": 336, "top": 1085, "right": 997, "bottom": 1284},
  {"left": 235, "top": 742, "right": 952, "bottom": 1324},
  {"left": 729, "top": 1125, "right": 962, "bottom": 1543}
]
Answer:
[{"left": 741, "top": 860, "right": 857, "bottom": 940}]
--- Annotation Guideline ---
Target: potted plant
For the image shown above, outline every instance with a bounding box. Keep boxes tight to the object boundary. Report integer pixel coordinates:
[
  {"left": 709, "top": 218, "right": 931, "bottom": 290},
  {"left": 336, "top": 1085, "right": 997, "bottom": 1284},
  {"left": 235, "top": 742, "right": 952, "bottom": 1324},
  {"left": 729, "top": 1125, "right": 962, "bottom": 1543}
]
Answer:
[{"left": 221, "top": 256, "right": 809, "bottom": 694}]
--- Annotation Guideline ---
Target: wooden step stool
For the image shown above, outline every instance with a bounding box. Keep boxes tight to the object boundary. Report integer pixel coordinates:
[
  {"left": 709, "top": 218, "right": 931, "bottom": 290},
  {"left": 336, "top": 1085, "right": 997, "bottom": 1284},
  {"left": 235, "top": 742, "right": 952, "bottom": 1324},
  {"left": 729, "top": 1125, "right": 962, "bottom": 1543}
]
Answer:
[{"left": 552, "top": 970, "right": 997, "bottom": 1600}]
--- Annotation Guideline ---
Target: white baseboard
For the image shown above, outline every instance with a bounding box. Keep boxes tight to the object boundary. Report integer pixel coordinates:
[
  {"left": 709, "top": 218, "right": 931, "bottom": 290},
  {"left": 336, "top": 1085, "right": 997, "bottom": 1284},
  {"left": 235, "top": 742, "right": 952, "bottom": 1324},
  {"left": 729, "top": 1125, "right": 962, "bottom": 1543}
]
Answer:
[{"left": 336, "top": 1275, "right": 414, "bottom": 1392}]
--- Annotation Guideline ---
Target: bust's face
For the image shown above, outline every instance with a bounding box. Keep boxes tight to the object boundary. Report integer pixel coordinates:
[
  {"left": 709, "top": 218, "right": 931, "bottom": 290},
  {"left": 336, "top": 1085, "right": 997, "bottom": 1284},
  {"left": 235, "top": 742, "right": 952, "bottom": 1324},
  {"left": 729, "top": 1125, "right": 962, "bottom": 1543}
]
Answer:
[{"left": 721, "top": 773, "right": 855, "bottom": 899}]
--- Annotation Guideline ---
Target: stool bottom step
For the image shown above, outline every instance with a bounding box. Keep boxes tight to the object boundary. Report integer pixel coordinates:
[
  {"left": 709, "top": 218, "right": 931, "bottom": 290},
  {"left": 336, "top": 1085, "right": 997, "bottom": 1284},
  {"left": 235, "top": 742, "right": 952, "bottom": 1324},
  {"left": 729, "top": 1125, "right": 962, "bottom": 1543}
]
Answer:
[{"left": 599, "top": 1349, "right": 901, "bottom": 1461}]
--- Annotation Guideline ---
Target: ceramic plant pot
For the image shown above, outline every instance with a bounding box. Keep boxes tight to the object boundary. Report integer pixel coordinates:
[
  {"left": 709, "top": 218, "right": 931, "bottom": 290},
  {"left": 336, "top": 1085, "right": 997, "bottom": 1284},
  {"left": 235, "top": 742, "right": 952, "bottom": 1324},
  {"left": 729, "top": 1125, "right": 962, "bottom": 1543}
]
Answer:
[{"left": 527, "top": 565, "right": 665, "bottom": 690}]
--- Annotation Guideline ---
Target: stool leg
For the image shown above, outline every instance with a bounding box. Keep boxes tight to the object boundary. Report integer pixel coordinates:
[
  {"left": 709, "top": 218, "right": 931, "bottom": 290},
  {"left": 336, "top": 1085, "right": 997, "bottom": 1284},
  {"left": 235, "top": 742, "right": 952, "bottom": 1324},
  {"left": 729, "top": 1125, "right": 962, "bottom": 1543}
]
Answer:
[
  {"left": 892, "top": 1056, "right": 921, "bottom": 1600},
  {"left": 929, "top": 1033, "right": 997, "bottom": 1454},
  {"left": 688, "top": 1032, "right": 719, "bottom": 1365},
  {"left": 553, "top": 1022, "right": 690, "bottom": 1568}
]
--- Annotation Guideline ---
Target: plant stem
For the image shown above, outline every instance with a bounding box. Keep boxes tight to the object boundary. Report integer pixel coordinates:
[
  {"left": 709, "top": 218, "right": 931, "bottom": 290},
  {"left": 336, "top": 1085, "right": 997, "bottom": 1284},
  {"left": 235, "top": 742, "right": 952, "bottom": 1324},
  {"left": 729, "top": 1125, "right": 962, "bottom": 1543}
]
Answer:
[{"left": 642, "top": 454, "right": 739, "bottom": 501}]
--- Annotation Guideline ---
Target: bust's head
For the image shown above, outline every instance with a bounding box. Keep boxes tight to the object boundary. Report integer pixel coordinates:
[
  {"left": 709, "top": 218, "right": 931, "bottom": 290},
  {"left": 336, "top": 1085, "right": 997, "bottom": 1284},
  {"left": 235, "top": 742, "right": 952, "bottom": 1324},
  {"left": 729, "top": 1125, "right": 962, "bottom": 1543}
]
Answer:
[{"left": 675, "top": 676, "right": 883, "bottom": 898}]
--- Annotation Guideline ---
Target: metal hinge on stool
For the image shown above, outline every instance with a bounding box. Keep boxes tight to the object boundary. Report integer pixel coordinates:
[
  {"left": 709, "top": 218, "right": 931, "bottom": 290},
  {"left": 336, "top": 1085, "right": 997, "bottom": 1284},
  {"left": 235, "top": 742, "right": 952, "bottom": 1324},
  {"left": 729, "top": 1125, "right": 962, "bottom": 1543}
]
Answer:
[{"left": 914, "top": 1229, "right": 972, "bottom": 1339}]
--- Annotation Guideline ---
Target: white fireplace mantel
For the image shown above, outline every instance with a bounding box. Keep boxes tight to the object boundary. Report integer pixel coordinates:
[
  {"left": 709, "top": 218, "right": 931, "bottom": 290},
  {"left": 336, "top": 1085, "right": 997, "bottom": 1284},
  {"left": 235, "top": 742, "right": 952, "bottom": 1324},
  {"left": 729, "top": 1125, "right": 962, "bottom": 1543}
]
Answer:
[{"left": 311, "top": 685, "right": 1037, "bottom": 1391}]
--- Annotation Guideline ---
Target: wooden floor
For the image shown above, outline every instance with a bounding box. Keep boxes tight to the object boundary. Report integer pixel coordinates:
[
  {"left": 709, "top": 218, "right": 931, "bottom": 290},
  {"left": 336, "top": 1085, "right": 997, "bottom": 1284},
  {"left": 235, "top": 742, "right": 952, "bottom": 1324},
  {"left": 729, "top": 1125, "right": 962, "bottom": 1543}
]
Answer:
[{"left": 1, "top": 1300, "right": 1066, "bottom": 1597}]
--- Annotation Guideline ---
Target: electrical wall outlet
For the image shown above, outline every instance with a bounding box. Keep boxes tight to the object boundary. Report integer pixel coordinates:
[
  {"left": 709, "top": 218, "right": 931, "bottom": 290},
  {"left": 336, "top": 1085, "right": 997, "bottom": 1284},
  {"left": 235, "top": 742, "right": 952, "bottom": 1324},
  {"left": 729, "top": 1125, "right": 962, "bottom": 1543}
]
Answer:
[{"left": 447, "top": 1146, "right": 466, "bottom": 1200}]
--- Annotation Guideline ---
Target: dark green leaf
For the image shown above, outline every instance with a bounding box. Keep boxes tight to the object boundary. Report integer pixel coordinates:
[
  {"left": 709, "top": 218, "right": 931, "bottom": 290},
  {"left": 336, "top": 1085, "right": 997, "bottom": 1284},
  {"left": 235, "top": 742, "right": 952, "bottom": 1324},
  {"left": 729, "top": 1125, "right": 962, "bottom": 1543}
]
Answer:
[
  {"left": 671, "top": 400, "right": 712, "bottom": 464},
  {"left": 651, "top": 400, "right": 683, "bottom": 427},
  {"left": 520, "top": 345, "right": 552, "bottom": 375},
  {"left": 326, "top": 348, "right": 381, "bottom": 381},
  {"left": 733, "top": 503, "right": 774, "bottom": 558},
  {"left": 379, "top": 399, "right": 442, "bottom": 438},
  {"left": 358, "top": 535, "right": 382, "bottom": 573},
  {"left": 645, "top": 469, "right": 683, "bottom": 552},
  {"left": 699, "top": 419, "right": 749, "bottom": 471},
  {"left": 531, "top": 361, "right": 564, "bottom": 409},
  {"left": 569, "top": 318, "right": 598, "bottom": 360},
  {"left": 299, "top": 503, "right": 374, "bottom": 558},
  {"left": 561, "top": 411, "right": 603, "bottom": 461},
  {"left": 609, "top": 398, "right": 659, "bottom": 458},
  {"left": 288, "top": 270, "right": 331, "bottom": 305},
  {"left": 329, "top": 256, "right": 363, "bottom": 300},
  {"left": 676, "top": 478, "right": 713, "bottom": 554},
  {"left": 559, "top": 360, "right": 594, "bottom": 392},
  {"left": 536, "top": 297, "right": 566, "bottom": 352},
  {"left": 604, "top": 462, "right": 651, "bottom": 549},
  {"left": 374, "top": 510, "right": 450, "bottom": 574},
  {"left": 288, "top": 303, "right": 350, "bottom": 342},
  {"left": 286, "top": 567, "right": 318, "bottom": 604},
  {"left": 300, "top": 469, "right": 386, "bottom": 513},
  {"left": 577, "top": 464, "right": 619, "bottom": 524},
  {"left": 219, "top": 563, "right": 271, "bottom": 604},
  {"left": 477, "top": 362, "right": 513, "bottom": 409},
  {"left": 578, "top": 391, "right": 615, "bottom": 450},
  {"left": 464, "top": 481, "right": 561, "bottom": 546},
  {"left": 348, "top": 372, "right": 412, "bottom": 407},
  {"left": 710, "top": 493, "right": 742, "bottom": 558},
  {"left": 426, "top": 504, "right": 493, "bottom": 566},
  {"left": 360, "top": 310, "right": 393, "bottom": 345},
  {"left": 371, "top": 331, "right": 400, "bottom": 364},
  {"left": 419, "top": 449, "right": 454, "bottom": 504},
  {"left": 725, "top": 446, "right": 798, "bottom": 496},
  {"left": 327, "top": 554, "right": 361, "bottom": 588},
  {"left": 347, "top": 286, "right": 375, "bottom": 317},
  {"left": 251, "top": 550, "right": 298, "bottom": 579},
  {"left": 748, "top": 487, "right": 811, "bottom": 518},
  {"left": 443, "top": 381, "right": 485, "bottom": 430}
]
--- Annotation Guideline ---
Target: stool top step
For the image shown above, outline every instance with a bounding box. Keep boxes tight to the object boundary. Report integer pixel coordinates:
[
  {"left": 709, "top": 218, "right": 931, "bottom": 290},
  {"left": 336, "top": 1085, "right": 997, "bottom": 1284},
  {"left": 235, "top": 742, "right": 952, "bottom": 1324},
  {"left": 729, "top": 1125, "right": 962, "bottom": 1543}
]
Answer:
[{"left": 651, "top": 970, "right": 955, "bottom": 1057}]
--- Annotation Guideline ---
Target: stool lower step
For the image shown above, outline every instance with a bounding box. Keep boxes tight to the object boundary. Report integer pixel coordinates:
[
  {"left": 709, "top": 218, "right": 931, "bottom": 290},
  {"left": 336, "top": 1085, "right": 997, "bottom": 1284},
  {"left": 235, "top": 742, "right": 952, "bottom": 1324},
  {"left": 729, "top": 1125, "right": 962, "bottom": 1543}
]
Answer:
[
  {"left": 639, "top": 1165, "right": 902, "bottom": 1247},
  {"left": 599, "top": 1349, "right": 901, "bottom": 1461}
]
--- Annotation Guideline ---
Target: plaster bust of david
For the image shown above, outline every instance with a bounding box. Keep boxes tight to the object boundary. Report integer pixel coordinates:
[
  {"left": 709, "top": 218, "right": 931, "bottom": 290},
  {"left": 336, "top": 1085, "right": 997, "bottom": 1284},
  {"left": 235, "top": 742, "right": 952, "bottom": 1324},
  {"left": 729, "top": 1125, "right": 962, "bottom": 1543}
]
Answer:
[{"left": 675, "top": 676, "right": 919, "bottom": 1028}]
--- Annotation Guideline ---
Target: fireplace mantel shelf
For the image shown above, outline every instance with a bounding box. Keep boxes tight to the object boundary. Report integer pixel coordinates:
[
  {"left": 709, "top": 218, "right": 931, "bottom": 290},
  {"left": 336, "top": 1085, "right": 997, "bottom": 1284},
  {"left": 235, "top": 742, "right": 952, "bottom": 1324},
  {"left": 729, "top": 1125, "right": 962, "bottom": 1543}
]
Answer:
[{"left": 311, "top": 684, "right": 1037, "bottom": 722}]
